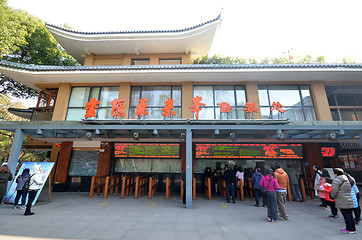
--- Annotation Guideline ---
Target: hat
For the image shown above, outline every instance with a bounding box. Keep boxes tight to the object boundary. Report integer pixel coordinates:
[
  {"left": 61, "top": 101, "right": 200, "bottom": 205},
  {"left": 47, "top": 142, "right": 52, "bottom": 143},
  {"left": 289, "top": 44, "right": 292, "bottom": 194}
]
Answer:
[{"left": 333, "top": 168, "right": 344, "bottom": 175}]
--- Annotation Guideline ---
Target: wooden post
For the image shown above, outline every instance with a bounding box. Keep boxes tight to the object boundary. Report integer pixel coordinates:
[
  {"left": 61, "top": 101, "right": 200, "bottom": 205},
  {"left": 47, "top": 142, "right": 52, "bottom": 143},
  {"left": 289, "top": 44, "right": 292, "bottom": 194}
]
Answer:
[
  {"left": 248, "top": 180, "right": 253, "bottom": 198},
  {"left": 193, "top": 177, "right": 196, "bottom": 200},
  {"left": 300, "top": 179, "right": 307, "bottom": 201},
  {"left": 308, "top": 180, "right": 315, "bottom": 199},
  {"left": 115, "top": 176, "right": 120, "bottom": 195},
  {"left": 90, "top": 176, "right": 95, "bottom": 198},
  {"left": 135, "top": 176, "right": 140, "bottom": 199},
  {"left": 287, "top": 182, "right": 292, "bottom": 201},
  {"left": 181, "top": 179, "right": 184, "bottom": 199},
  {"left": 205, "top": 178, "right": 211, "bottom": 200},
  {"left": 104, "top": 176, "right": 110, "bottom": 198},
  {"left": 166, "top": 177, "right": 171, "bottom": 200},
  {"left": 121, "top": 176, "right": 126, "bottom": 199}
]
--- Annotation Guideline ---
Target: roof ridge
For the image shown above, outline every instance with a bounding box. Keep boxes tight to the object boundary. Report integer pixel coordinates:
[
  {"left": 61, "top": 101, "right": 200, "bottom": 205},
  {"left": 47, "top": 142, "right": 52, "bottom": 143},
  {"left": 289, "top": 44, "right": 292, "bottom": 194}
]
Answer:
[{"left": 45, "top": 14, "right": 221, "bottom": 35}]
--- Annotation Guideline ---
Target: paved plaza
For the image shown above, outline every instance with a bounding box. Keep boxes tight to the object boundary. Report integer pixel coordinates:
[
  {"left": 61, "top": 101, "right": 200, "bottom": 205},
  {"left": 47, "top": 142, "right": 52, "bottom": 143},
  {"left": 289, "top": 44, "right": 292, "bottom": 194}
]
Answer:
[{"left": 0, "top": 192, "right": 360, "bottom": 240}]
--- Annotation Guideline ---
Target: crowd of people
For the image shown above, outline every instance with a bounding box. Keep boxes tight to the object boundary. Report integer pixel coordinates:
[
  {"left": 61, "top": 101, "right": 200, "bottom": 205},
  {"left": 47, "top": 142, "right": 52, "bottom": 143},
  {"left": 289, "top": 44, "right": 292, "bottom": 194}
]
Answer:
[{"left": 202, "top": 163, "right": 360, "bottom": 234}]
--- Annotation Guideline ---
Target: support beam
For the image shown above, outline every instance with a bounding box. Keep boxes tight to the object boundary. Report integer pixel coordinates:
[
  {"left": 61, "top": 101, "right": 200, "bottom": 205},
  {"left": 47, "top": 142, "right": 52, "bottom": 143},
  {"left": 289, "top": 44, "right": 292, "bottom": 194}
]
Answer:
[
  {"left": 186, "top": 128, "right": 193, "bottom": 209},
  {"left": 7, "top": 129, "right": 24, "bottom": 190}
]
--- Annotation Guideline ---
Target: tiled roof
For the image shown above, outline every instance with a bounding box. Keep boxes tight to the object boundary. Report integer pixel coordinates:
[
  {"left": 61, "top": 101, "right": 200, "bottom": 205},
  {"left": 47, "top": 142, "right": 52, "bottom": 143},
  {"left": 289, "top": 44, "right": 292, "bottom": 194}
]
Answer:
[
  {"left": 45, "top": 14, "right": 222, "bottom": 35},
  {"left": 1, "top": 60, "right": 362, "bottom": 72}
]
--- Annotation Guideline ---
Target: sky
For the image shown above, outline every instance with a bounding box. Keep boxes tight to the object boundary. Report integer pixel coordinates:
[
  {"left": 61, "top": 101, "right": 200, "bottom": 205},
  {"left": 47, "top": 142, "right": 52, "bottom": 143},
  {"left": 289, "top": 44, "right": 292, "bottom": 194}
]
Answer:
[{"left": 7, "top": 0, "right": 362, "bottom": 62}]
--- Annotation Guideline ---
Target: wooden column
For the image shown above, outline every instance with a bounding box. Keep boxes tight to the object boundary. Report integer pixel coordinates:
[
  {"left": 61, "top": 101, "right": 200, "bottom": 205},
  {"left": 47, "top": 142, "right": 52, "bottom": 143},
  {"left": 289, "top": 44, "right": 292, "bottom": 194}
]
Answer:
[
  {"left": 304, "top": 143, "right": 323, "bottom": 179},
  {"left": 245, "top": 82, "right": 262, "bottom": 119},
  {"left": 54, "top": 142, "right": 73, "bottom": 183},
  {"left": 96, "top": 142, "right": 112, "bottom": 177},
  {"left": 310, "top": 82, "right": 332, "bottom": 121}
]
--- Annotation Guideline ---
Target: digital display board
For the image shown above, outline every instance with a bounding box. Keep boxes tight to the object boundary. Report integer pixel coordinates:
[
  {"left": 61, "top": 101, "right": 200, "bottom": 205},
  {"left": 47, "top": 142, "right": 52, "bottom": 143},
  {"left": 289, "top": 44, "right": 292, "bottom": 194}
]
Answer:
[
  {"left": 321, "top": 147, "right": 336, "bottom": 157},
  {"left": 114, "top": 143, "right": 180, "bottom": 158},
  {"left": 195, "top": 143, "right": 303, "bottom": 159}
]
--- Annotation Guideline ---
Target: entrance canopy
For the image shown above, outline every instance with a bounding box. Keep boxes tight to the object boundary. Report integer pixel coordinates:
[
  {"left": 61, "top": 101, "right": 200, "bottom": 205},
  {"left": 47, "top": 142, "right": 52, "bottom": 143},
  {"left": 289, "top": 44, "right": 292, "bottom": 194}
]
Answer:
[{"left": 1, "top": 119, "right": 362, "bottom": 143}]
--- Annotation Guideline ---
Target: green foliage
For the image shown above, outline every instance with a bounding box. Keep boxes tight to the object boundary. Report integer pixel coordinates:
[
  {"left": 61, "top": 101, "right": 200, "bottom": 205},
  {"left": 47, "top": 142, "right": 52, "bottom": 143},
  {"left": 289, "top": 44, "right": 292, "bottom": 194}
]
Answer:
[{"left": 0, "top": 1, "right": 79, "bottom": 98}]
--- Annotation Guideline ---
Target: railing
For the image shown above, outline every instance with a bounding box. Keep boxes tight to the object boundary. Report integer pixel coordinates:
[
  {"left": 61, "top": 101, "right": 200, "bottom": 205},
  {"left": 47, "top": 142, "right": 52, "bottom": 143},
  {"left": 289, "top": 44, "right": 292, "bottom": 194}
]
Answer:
[
  {"left": 121, "top": 175, "right": 134, "bottom": 198},
  {"left": 134, "top": 175, "right": 149, "bottom": 199},
  {"left": 89, "top": 176, "right": 107, "bottom": 198},
  {"left": 148, "top": 176, "right": 157, "bottom": 199},
  {"left": 204, "top": 177, "right": 212, "bottom": 200},
  {"left": 246, "top": 178, "right": 253, "bottom": 198},
  {"left": 165, "top": 177, "right": 172, "bottom": 200},
  {"left": 181, "top": 177, "right": 196, "bottom": 200},
  {"left": 235, "top": 178, "right": 244, "bottom": 201},
  {"left": 104, "top": 175, "right": 121, "bottom": 198}
]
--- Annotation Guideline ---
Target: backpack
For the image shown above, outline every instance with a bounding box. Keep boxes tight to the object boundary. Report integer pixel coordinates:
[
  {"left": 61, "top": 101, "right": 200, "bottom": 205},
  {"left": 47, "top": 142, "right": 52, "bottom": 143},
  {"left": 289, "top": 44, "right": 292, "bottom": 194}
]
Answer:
[{"left": 22, "top": 174, "right": 34, "bottom": 192}]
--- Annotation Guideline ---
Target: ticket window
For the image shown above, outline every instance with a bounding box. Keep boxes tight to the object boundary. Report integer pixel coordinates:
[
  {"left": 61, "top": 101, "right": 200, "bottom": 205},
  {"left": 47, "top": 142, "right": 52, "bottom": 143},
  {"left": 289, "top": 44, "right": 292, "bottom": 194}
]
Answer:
[{"left": 114, "top": 158, "right": 182, "bottom": 173}]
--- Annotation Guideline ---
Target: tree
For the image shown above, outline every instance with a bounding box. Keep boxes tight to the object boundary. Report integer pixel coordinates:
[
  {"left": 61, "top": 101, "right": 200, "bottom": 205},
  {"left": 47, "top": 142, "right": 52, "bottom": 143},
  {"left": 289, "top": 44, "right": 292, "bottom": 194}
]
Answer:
[{"left": 0, "top": 0, "right": 79, "bottom": 99}]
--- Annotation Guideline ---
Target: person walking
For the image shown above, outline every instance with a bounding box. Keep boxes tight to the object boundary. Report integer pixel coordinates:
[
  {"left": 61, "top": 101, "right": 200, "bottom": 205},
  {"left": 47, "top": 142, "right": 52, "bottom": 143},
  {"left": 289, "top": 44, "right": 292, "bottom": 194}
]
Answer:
[
  {"left": 274, "top": 163, "right": 290, "bottom": 221},
  {"left": 330, "top": 168, "right": 356, "bottom": 234},
  {"left": 252, "top": 168, "right": 265, "bottom": 207},
  {"left": 223, "top": 165, "right": 236, "bottom": 203},
  {"left": 0, "top": 164, "right": 13, "bottom": 204},
  {"left": 285, "top": 164, "right": 303, "bottom": 202},
  {"left": 260, "top": 168, "right": 279, "bottom": 223},
  {"left": 14, "top": 168, "right": 30, "bottom": 209},
  {"left": 24, "top": 164, "right": 44, "bottom": 216},
  {"left": 313, "top": 165, "right": 325, "bottom": 207}
]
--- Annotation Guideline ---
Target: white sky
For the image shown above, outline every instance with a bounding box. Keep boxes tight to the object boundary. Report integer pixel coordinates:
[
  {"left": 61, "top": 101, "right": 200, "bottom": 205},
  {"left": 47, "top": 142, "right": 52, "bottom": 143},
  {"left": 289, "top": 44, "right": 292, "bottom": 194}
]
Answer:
[{"left": 8, "top": 0, "right": 362, "bottom": 62}]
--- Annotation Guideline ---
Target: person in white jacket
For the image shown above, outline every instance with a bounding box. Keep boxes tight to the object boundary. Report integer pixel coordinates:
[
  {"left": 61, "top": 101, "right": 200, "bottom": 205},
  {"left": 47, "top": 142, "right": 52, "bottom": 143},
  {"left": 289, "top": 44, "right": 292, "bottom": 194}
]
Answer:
[{"left": 24, "top": 164, "right": 44, "bottom": 216}]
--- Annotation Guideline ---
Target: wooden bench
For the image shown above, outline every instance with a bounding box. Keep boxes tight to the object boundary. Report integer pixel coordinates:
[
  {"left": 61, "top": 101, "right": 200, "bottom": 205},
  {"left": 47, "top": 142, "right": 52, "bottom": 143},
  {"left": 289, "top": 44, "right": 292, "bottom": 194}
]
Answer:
[
  {"left": 121, "top": 175, "right": 134, "bottom": 198},
  {"left": 104, "top": 175, "right": 121, "bottom": 198},
  {"left": 148, "top": 176, "right": 157, "bottom": 199},
  {"left": 89, "top": 176, "right": 107, "bottom": 198},
  {"left": 204, "top": 177, "right": 212, "bottom": 200},
  {"left": 135, "top": 175, "right": 149, "bottom": 199}
]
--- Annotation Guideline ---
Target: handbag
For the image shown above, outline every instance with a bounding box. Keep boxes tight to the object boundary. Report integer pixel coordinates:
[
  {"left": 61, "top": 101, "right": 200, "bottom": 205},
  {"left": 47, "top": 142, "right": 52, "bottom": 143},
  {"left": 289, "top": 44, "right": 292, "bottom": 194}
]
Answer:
[{"left": 261, "top": 179, "right": 272, "bottom": 199}]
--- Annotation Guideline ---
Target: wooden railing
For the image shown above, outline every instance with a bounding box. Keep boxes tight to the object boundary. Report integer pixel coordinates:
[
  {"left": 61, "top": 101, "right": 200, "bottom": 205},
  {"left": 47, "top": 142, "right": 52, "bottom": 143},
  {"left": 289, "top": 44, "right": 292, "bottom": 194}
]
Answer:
[
  {"left": 181, "top": 177, "right": 196, "bottom": 200},
  {"left": 148, "top": 176, "right": 157, "bottom": 199},
  {"left": 104, "top": 175, "right": 121, "bottom": 198},
  {"left": 219, "top": 178, "right": 226, "bottom": 198},
  {"left": 204, "top": 177, "right": 212, "bottom": 200},
  {"left": 89, "top": 176, "right": 107, "bottom": 198},
  {"left": 134, "top": 175, "right": 149, "bottom": 199},
  {"left": 121, "top": 175, "right": 134, "bottom": 198},
  {"left": 299, "top": 179, "right": 307, "bottom": 201},
  {"left": 235, "top": 178, "right": 244, "bottom": 201},
  {"left": 165, "top": 177, "right": 172, "bottom": 200},
  {"left": 246, "top": 179, "right": 253, "bottom": 198}
]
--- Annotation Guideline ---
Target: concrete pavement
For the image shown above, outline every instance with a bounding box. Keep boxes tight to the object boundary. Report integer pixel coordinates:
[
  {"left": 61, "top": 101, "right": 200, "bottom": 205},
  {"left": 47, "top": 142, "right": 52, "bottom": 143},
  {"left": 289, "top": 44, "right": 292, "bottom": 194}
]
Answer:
[{"left": 0, "top": 192, "right": 360, "bottom": 240}]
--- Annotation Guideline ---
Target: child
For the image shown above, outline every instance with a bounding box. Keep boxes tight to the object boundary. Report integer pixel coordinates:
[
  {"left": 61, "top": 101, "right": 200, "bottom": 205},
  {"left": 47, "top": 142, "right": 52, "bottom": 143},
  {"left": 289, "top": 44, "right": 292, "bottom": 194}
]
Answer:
[
  {"left": 318, "top": 169, "right": 330, "bottom": 210},
  {"left": 324, "top": 178, "right": 338, "bottom": 218}
]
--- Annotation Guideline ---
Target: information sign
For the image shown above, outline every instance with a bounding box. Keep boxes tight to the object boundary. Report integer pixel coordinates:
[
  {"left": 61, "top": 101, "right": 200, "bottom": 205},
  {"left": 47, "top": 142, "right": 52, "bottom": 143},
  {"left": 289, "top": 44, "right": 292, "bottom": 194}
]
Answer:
[{"left": 114, "top": 143, "right": 180, "bottom": 158}]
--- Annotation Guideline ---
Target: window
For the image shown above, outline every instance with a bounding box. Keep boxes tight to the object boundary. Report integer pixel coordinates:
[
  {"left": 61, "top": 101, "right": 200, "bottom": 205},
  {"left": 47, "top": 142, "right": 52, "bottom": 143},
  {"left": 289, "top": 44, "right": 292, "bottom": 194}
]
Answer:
[
  {"left": 129, "top": 86, "right": 182, "bottom": 119},
  {"left": 66, "top": 86, "right": 119, "bottom": 120},
  {"left": 131, "top": 59, "right": 150, "bottom": 65},
  {"left": 258, "top": 85, "right": 316, "bottom": 121},
  {"left": 159, "top": 58, "right": 182, "bottom": 65},
  {"left": 326, "top": 86, "right": 362, "bottom": 121},
  {"left": 193, "top": 85, "right": 247, "bottom": 119}
]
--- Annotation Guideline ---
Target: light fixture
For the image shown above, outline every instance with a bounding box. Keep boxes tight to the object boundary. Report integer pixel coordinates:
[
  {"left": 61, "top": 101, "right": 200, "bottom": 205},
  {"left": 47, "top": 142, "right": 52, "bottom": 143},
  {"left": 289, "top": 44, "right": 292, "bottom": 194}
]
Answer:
[
  {"left": 133, "top": 132, "right": 139, "bottom": 139},
  {"left": 277, "top": 129, "right": 284, "bottom": 139},
  {"left": 95, "top": 129, "right": 101, "bottom": 135},
  {"left": 153, "top": 129, "right": 158, "bottom": 135},
  {"left": 229, "top": 132, "right": 235, "bottom": 138},
  {"left": 37, "top": 129, "right": 43, "bottom": 135},
  {"left": 330, "top": 133, "right": 337, "bottom": 140},
  {"left": 214, "top": 129, "right": 220, "bottom": 135},
  {"left": 339, "top": 129, "right": 345, "bottom": 135}
]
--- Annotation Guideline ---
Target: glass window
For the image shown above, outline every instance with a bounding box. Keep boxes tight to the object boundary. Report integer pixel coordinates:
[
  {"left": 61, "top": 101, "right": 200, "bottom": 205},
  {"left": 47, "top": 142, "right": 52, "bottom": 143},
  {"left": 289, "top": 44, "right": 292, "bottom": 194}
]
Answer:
[
  {"left": 326, "top": 86, "right": 362, "bottom": 121},
  {"left": 159, "top": 59, "right": 182, "bottom": 65},
  {"left": 192, "top": 85, "right": 246, "bottom": 120},
  {"left": 129, "top": 86, "right": 182, "bottom": 119},
  {"left": 66, "top": 86, "right": 119, "bottom": 120},
  {"left": 258, "top": 85, "right": 316, "bottom": 121},
  {"left": 131, "top": 59, "right": 150, "bottom": 65}
]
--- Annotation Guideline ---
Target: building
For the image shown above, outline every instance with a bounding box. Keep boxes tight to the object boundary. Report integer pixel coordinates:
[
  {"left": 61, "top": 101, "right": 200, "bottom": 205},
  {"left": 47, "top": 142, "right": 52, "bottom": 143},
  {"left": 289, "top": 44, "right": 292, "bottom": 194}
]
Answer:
[{"left": 1, "top": 14, "right": 361, "bottom": 208}]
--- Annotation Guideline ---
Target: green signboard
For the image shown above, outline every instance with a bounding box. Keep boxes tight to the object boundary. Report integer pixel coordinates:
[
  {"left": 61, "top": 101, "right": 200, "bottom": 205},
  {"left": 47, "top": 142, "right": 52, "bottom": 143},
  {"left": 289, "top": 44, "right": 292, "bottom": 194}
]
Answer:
[{"left": 114, "top": 143, "right": 180, "bottom": 158}]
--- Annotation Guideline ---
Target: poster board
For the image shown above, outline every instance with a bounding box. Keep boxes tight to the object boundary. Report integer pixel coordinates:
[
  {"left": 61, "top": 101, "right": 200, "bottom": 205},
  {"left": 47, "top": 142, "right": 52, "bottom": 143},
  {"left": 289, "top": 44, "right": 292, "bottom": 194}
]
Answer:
[{"left": 3, "top": 162, "right": 55, "bottom": 205}]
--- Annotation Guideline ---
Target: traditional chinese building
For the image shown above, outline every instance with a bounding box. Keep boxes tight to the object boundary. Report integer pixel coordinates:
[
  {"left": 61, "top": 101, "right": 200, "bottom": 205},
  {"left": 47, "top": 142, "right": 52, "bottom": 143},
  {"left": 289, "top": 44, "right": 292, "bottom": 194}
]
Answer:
[{"left": 1, "top": 14, "right": 362, "bottom": 208}]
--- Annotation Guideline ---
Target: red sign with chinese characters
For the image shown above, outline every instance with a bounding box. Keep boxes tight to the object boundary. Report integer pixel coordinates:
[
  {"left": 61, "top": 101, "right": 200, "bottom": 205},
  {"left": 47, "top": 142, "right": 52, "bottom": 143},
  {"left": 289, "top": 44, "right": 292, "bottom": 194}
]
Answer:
[{"left": 321, "top": 147, "right": 336, "bottom": 157}]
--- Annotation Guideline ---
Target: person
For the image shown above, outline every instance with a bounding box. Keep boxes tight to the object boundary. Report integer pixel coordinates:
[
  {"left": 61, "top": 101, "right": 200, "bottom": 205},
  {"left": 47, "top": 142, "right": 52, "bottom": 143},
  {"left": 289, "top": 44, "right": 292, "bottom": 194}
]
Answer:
[
  {"left": 235, "top": 167, "right": 244, "bottom": 196},
  {"left": 251, "top": 168, "right": 265, "bottom": 207},
  {"left": 346, "top": 173, "right": 361, "bottom": 225},
  {"left": 223, "top": 165, "right": 236, "bottom": 203},
  {"left": 0, "top": 164, "right": 13, "bottom": 204},
  {"left": 285, "top": 164, "right": 303, "bottom": 202},
  {"left": 324, "top": 177, "right": 339, "bottom": 218},
  {"left": 182, "top": 170, "right": 186, "bottom": 204},
  {"left": 318, "top": 169, "right": 331, "bottom": 210},
  {"left": 330, "top": 168, "right": 356, "bottom": 234},
  {"left": 24, "top": 164, "right": 44, "bottom": 216},
  {"left": 273, "top": 163, "right": 290, "bottom": 221},
  {"left": 212, "top": 168, "right": 221, "bottom": 195},
  {"left": 260, "top": 168, "right": 280, "bottom": 223},
  {"left": 313, "top": 165, "right": 325, "bottom": 207},
  {"left": 14, "top": 168, "right": 30, "bottom": 209}
]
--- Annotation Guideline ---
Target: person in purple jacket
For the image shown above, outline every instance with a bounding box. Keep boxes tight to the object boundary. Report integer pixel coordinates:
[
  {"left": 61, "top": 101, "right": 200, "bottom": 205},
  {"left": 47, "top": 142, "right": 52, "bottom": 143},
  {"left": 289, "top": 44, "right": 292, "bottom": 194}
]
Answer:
[{"left": 260, "top": 168, "right": 280, "bottom": 223}]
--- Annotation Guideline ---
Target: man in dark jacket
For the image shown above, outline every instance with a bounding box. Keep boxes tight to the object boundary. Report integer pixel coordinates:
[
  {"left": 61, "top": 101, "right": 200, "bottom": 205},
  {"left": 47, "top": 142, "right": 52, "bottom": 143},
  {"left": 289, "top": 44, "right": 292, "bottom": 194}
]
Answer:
[
  {"left": 223, "top": 165, "right": 236, "bottom": 203},
  {"left": 285, "top": 165, "right": 303, "bottom": 202},
  {"left": 252, "top": 168, "right": 265, "bottom": 207}
]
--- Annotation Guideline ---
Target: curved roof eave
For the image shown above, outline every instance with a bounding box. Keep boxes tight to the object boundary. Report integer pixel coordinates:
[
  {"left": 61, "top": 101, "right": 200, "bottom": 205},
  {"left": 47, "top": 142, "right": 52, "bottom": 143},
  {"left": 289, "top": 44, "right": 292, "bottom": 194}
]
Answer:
[
  {"left": 46, "top": 15, "right": 222, "bottom": 64},
  {"left": 1, "top": 61, "right": 362, "bottom": 92}
]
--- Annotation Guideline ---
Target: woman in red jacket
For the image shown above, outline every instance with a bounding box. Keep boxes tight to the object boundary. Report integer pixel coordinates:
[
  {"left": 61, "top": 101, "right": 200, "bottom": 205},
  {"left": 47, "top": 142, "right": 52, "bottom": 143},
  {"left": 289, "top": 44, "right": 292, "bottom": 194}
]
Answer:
[{"left": 325, "top": 178, "right": 338, "bottom": 218}]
